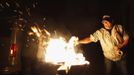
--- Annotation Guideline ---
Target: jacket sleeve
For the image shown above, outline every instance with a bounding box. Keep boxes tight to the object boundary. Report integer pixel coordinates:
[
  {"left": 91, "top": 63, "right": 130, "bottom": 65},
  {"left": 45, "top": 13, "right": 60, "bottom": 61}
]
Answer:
[{"left": 90, "top": 30, "right": 100, "bottom": 42}]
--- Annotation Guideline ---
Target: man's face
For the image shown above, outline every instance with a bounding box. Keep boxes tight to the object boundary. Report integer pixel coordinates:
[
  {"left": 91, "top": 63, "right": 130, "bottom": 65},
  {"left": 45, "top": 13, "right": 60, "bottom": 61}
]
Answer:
[{"left": 102, "top": 20, "right": 112, "bottom": 30}]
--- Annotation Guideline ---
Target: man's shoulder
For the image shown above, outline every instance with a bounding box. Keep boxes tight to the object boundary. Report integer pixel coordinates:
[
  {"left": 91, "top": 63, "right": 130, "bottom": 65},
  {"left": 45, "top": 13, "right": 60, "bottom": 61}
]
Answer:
[
  {"left": 98, "top": 28, "right": 105, "bottom": 32},
  {"left": 95, "top": 28, "right": 105, "bottom": 34}
]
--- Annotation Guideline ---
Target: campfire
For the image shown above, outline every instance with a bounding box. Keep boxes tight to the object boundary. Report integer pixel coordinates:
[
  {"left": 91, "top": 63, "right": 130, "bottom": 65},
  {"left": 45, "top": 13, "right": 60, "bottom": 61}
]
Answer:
[{"left": 29, "top": 26, "right": 90, "bottom": 74}]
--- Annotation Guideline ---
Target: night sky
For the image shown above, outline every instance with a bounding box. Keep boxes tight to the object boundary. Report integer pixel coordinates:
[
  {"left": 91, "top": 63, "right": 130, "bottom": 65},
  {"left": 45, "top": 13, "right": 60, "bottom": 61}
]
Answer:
[
  {"left": 0, "top": 0, "right": 130, "bottom": 36},
  {"left": 0, "top": 0, "right": 134, "bottom": 75}
]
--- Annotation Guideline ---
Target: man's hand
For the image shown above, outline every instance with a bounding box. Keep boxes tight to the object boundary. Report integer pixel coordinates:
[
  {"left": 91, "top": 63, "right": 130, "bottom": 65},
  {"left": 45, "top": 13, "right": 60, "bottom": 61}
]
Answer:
[{"left": 117, "top": 44, "right": 124, "bottom": 49}]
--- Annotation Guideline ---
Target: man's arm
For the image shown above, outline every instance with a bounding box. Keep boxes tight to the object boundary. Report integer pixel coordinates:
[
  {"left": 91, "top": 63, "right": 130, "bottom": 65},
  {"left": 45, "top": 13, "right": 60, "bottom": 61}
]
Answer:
[
  {"left": 118, "top": 33, "right": 129, "bottom": 49},
  {"left": 117, "top": 25, "right": 129, "bottom": 48},
  {"left": 75, "top": 30, "right": 100, "bottom": 45},
  {"left": 78, "top": 37, "right": 93, "bottom": 44}
]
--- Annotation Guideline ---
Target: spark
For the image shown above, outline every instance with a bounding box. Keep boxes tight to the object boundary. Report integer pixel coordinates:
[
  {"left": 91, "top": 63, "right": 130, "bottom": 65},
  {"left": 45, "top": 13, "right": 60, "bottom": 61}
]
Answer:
[
  {"left": 33, "top": 4, "right": 35, "bottom": 8},
  {"left": 5, "top": 2, "right": 10, "bottom": 7},
  {"left": 0, "top": 3, "right": 4, "bottom": 8},
  {"left": 15, "top": 2, "right": 20, "bottom": 7}
]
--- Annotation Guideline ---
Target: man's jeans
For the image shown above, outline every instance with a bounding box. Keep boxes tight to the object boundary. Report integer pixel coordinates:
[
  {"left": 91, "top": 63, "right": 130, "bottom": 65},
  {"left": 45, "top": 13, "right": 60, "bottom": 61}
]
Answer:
[{"left": 104, "top": 57, "right": 127, "bottom": 75}]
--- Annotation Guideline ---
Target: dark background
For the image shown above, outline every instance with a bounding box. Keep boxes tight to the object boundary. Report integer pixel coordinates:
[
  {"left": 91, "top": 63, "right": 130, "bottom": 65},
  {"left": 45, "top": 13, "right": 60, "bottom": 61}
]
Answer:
[{"left": 0, "top": 0, "right": 134, "bottom": 75}]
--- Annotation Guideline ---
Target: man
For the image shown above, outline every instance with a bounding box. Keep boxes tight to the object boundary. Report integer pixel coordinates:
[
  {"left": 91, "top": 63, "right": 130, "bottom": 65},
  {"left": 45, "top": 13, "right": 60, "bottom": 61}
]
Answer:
[{"left": 75, "top": 15, "right": 129, "bottom": 75}]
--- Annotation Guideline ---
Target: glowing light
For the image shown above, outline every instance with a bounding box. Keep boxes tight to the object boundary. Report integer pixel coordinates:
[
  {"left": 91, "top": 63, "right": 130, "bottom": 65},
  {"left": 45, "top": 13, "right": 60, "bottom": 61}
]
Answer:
[
  {"left": 31, "top": 26, "right": 41, "bottom": 37},
  {"left": 10, "top": 49, "right": 13, "bottom": 55},
  {"left": 30, "top": 26, "right": 89, "bottom": 73},
  {"left": 45, "top": 36, "right": 89, "bottom": 73}
]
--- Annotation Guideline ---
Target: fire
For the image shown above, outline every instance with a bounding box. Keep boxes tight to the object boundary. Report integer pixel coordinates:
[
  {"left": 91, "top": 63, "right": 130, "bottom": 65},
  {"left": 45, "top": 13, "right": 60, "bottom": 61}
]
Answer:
[
  {"left": 45, "top": 37, "right": 67, "bottom": 63},
  {"left": 30, "top": 26, "right": 50, "bottom": 37},
  {"left": 45, "top": 36, "right": 89, "bottom": 73},
  {"left": 31, "top": 26, "right": 41, "bottom": 37},
  {"left": 30, "top": 26, "right": 89, "bottom": 73}
]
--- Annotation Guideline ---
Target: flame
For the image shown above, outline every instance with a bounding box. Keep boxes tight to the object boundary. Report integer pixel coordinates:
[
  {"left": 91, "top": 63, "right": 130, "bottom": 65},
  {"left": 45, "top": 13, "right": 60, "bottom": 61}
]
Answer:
[
  {"left": 31, "top": 26, "right": 41, "bottom": 37},
  {"left": 30, "top": 26, "right": 50, "bottom": 37},
  {"left": 30, "top": 26, "right": 89, "bottom": 73},
  {"left": 45, "top": 37, "right": 67, "bottom": 63},
  {"left": 45, "top": 36, "right": 89, "bottom": 73}
]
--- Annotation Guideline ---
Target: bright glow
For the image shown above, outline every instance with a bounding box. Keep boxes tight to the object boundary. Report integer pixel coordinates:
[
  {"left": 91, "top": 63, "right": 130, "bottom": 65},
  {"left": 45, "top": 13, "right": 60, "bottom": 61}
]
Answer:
[
  {"left": 30, "top": 26, "right": 89, "bottom": 73},
  {"left": 45, "top": 37, "right": 67, "bottom": 63},
  {"left": 31, "top": 26, "right": 41, "bottom": 37},
  {"left": 45, "top": 36, "right": 89, "bottom": 73},
  {"left": 31, "top": 26, "right": 50, "bottom": 37},
  {"left": 10, "top": 49, "right": 13, "bottom": 55}
]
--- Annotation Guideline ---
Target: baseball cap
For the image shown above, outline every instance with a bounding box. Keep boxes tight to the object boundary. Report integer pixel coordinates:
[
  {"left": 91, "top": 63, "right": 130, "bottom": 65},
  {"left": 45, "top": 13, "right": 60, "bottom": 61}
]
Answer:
[{"left": 102, "top": 15, "right": 113, "bottom": 23}]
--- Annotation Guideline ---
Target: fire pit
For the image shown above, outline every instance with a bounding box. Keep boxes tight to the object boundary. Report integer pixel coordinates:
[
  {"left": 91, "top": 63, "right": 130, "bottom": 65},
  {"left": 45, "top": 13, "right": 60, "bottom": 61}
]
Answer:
[
  {"left": 57, "top": 65, "right": 89, "bottom": 75},
  {"left": 30, "top": 26, "right": 90, "bottom": 75}
]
